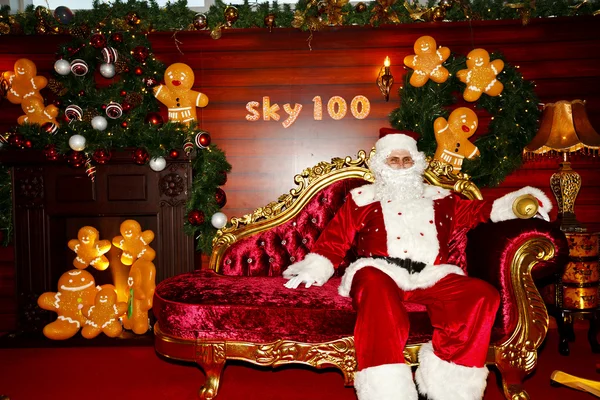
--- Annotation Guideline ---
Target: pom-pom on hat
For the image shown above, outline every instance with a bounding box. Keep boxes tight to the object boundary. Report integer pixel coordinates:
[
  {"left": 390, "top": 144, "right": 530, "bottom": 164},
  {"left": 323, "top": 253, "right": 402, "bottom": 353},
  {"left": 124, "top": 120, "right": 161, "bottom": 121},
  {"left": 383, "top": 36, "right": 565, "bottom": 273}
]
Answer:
[{"left": 376, "top": 128, "right": 421, "bottom": 157}]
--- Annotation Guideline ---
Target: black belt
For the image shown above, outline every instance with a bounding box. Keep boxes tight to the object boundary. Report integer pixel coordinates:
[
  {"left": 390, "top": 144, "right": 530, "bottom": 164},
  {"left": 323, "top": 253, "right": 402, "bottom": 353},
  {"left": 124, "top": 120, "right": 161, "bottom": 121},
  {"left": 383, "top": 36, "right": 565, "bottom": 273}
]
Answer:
[{"left": 371, "top": 256, "right": 427, "bottom": 274}]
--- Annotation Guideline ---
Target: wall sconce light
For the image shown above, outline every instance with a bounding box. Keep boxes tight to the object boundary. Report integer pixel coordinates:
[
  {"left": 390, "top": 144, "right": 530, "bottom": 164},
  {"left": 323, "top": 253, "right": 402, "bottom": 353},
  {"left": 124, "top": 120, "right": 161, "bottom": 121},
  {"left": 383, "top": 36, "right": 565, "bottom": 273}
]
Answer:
[{"left": 376, "top": 56, "right": 393, "bottom": 102}]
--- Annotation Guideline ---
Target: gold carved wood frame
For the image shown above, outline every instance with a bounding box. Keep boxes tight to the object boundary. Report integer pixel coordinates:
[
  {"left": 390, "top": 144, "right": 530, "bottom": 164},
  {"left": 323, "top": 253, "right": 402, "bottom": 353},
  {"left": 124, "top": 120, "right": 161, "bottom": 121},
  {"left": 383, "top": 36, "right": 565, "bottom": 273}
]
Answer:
[{"left": 154, "top": 152, "right": 556, "bottom": 400}]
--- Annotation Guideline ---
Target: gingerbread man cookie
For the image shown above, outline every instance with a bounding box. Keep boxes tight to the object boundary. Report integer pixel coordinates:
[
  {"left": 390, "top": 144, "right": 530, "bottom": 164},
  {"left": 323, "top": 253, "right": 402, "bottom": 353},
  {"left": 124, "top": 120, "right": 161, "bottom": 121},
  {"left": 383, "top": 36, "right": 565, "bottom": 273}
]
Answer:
[
  {"left": 123, "top": 260, "right": 156, "bottom": 334},
  {"left": 82, "top": 284, "right": 128, "bottom": 339},
  {"left": 37, "top": 269, "right": 99, "bottom": 340},
  {"left": 433, "top": 107, "right": 480, "bottom": 171},
  {"left": 403, "top": 36, "right": 450, "bottom": 88},
  {"left": 153, "top": 63, "right": 209, "bottom": 125},
  {"left": 17, "top": 97, "right": 59, "bottom": 126},
  {"left": 456, "top": 48, "right": 504, "bottom": 102},
  {"left": 68, "top": 226, "right": 112, "bottom": 270},
  {"left": 112, "top": 220, "right": 156, "bottom": 265},
  {"left": 6, "top": 58, "right": 47, "bottom": 105}
]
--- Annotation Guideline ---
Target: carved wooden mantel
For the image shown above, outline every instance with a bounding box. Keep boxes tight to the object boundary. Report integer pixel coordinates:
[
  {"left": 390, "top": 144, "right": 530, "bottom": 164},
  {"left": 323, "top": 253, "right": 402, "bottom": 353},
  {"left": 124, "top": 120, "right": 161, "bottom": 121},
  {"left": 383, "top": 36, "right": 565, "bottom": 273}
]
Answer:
[{"left": 0, "top": 150, "right": 195, "bottom": 332}]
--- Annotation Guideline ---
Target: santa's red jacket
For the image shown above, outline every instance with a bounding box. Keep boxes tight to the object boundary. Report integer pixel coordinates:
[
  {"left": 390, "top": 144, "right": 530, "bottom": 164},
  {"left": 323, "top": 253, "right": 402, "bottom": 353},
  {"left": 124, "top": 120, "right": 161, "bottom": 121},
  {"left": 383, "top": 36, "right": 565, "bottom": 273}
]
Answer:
[{"left": 310, "top": 183, "right": 496, "bottom": 295}]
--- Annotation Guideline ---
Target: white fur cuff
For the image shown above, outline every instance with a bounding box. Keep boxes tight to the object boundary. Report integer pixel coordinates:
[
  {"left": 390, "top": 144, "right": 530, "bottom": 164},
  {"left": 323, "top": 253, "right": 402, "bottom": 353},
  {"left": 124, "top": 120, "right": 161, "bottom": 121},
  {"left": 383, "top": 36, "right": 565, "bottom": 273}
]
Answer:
[
  {"left": 355, "top": 363, "right": 418, "bottom": 400},
  {"left": 415, "top": 342, "right": 489, "bottom": 400},
  {"left": 490, "top": 186, "right": 552, "bottom": 222},
  {"left": 282, "top": 253, "right": 335, "bottom": 285}
]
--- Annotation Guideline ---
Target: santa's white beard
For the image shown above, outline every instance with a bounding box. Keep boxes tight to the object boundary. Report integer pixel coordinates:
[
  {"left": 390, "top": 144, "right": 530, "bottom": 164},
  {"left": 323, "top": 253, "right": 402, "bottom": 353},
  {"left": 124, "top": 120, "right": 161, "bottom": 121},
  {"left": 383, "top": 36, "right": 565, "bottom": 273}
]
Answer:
[{"left": 370, "top": 152, "right": 428, "bottom": 202}]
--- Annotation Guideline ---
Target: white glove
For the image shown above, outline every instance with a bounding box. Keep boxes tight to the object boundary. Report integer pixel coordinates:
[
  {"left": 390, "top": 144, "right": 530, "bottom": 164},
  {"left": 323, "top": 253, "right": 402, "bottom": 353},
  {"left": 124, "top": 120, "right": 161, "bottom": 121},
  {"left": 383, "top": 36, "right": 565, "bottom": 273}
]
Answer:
[
  {"left": 283, "top": 253, "right": 335, "bottom": 290},
  {"left": 490, "top": 186, "right": 552, "bottom": 222}
]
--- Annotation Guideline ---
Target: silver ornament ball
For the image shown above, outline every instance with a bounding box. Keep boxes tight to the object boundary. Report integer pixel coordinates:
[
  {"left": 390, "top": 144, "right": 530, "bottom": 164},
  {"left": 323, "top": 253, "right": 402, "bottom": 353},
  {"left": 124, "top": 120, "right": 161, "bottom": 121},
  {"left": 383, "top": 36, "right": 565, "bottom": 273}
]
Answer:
[
  {"left": 68, "top": 134, "right": 86, "bottom": 151},
  {"left": 91, "top": 115, "right": 108, "bottom": 131},
  {"left": 54, "top": 59, "right": 71, "bottom": 76},
  {"left": 149, "top": 157, "right": 167, "bottom": 172},
  {"left": 99, "top": 63, "right": 116, "bottom": 79},
  {"left": 211, "top": 212, "right": 228, "bottom": 229}
]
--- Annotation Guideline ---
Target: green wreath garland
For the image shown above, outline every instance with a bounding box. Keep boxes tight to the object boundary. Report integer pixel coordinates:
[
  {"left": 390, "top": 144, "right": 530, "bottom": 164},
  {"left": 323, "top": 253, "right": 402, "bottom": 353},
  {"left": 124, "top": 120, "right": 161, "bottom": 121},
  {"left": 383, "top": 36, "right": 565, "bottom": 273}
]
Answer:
[{"left": 389, "top": 52, "right": 540, "bottom": 188}]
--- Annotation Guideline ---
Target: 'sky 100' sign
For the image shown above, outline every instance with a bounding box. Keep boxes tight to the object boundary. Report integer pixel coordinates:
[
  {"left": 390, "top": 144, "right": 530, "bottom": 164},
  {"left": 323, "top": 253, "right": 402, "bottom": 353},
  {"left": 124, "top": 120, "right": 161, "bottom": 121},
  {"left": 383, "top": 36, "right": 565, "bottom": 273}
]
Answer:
[{"left": 246, "top": 96, "right": 371, "bottom": 128}]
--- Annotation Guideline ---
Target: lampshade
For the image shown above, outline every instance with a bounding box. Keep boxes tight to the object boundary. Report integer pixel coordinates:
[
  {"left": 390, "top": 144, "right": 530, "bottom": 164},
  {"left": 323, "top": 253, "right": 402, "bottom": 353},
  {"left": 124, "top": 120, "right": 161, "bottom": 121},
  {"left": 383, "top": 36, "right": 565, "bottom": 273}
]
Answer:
[
  {"left": 524, "top": 100, "right": 600, "bottom": 232},
  {"left": 525, "top": 99, "right": 600, "bottom": 156}
]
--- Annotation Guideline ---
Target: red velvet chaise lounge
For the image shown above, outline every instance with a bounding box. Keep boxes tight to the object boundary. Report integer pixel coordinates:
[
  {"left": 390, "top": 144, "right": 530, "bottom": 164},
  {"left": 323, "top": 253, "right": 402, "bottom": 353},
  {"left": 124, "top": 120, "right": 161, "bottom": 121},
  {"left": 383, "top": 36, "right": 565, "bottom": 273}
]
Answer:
[{"left": 153, "top": 152, "right": 568, "bottom": 400}]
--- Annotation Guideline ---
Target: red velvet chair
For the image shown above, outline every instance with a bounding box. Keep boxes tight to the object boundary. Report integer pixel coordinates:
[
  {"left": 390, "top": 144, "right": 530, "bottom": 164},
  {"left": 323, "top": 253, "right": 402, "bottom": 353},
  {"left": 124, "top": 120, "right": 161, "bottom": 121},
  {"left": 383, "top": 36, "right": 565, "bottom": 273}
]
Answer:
[{"left": 153, "top": 152, "right": 568, "bottom": 400}]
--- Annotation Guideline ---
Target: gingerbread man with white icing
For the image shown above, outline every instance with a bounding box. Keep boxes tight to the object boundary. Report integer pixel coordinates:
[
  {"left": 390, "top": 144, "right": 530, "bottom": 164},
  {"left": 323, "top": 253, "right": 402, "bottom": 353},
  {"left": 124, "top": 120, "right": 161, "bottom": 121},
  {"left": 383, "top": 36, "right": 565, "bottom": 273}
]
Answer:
[
  {"left": 17, "top": 97, "right": 59, "bottom": 126},
  {"left": 6, "top": 58, "right": 47, "bottom": 105},
  {"left": 68, "top": 226, "right": 112, "bottom": 271},
  {"left": 37, "top": 269, "right": 98, "bottom": 340},
  {"left": 153, "top": 63, "right": 208, "bottom": 125},
  {"left": 403, "top": 36, "right": 450, "bottom": 88},
  {"left": 82, "top": 284, "right": 128, "bottom": 339},
  {"left": 457, "top": 48, "right": 504, "bottom": 102},
  {"left": 112, "top": 220, "right": 156, "bottom": 266},
  {"left": 433, "top": 107, "right": 480, "bottom": 171}
]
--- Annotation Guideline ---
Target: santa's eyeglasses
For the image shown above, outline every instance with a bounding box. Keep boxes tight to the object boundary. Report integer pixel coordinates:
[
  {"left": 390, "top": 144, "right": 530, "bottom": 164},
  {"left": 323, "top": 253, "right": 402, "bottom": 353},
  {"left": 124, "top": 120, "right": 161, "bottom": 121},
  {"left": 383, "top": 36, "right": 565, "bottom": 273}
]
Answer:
[{"left": 386, "top": 156, "right": 414, "bottom": 168}]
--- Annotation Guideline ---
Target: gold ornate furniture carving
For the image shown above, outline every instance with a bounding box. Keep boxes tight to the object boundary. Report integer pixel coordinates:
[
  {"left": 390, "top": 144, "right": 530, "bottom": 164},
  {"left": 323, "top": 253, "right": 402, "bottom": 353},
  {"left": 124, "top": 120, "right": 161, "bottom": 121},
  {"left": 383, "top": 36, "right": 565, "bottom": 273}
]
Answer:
[{"left": 153, "top": 151, "right": 568, "bottom": 400}]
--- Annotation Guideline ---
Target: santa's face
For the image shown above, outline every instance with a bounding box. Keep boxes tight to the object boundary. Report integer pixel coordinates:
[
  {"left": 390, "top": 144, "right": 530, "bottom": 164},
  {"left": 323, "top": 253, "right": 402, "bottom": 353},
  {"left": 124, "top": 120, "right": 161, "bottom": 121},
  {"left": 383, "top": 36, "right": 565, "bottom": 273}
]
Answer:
[
  {"left": 385, "top": 149, "right": 414, "bottom": 170},
  {"left": 371, "top": 146, "right": 427, "bottom": 202}
]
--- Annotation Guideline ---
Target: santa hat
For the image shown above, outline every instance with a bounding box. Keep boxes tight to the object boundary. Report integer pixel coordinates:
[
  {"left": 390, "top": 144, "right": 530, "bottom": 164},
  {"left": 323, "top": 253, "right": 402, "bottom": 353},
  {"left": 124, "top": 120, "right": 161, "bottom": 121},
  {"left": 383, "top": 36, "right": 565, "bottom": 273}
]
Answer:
[{"left": 376, "top": 128, "right": 421, "bottom": 157}]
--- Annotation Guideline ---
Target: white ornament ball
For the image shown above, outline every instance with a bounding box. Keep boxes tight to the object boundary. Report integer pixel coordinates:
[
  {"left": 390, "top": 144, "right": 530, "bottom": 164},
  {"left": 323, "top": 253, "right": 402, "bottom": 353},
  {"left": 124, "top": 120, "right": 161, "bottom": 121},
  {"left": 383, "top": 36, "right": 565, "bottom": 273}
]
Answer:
[
  {"left": 54, "top": 59, "right": 71, "bottom": 76},
  {"left": 91, "top": 115, "right": 108, "bottom": 131},
  {"left": 211, "top": 212, "right": 228, "bottom": 229},
  {"left": 68, "top": 134, "right": 86, "bottom": 151},
  {"left": 99, "top": 63, "right": 116, "bottom": 78},
  {"left": 149, "top": 156, "right": 167, "bottom": 172}
]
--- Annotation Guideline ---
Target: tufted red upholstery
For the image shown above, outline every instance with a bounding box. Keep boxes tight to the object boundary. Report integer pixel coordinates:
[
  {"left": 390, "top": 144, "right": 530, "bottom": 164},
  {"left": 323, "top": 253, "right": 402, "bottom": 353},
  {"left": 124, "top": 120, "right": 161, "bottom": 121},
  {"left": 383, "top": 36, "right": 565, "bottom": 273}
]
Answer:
[{"left": 218, "top": 178, "right": 366, "bottom": 277}]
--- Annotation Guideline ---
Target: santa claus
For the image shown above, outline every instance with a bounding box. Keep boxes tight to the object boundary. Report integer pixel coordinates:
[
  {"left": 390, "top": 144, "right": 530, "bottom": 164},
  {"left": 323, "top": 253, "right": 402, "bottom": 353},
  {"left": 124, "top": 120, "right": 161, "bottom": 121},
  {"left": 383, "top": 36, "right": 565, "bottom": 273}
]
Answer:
[{"left": 283, "top": 131, "right": 552, "bottom": 400}]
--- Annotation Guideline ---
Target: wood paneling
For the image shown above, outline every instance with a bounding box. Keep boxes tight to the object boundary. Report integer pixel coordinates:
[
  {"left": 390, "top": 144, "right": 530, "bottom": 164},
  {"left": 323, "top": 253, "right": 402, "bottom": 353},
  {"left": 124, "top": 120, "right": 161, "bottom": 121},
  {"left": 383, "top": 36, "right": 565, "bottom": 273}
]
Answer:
[{"left": 1, "top": 17, "right": 600, "bottom": 331}]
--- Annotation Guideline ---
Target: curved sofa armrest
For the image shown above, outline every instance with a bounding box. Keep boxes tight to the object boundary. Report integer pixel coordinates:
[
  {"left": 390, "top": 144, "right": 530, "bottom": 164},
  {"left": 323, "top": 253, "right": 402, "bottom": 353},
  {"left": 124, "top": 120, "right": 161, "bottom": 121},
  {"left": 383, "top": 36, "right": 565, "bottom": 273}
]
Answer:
[{"left": 466, "top": 218, "right": 569, "bottom": 348}]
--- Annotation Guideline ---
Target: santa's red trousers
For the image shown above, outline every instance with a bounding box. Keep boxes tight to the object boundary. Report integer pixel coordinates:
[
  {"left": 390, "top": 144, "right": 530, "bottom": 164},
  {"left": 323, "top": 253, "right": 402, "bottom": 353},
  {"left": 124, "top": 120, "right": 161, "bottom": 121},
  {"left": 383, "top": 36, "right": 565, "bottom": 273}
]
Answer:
[{"left": 349, "top": 267, "right": 500, "bottom": 370}]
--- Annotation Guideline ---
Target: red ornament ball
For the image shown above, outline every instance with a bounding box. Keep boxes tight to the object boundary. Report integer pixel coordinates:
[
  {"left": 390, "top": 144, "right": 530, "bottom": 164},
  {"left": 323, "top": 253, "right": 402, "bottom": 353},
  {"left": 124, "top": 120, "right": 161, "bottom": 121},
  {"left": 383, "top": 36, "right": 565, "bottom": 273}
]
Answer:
[
  {"left": 120, "top": 90, "right": 127, "bottom": 97},
  {"left": 132, "top": 46, "right": 149, "bottom": 62},
  {"left": 43, "top": 144, "right": 60, "bottom": 161},
  {"left": 132, "top": 148, "right": 150, "bottom": 165},
  {"left": 169, "top": 149, "right": 180, "bottom": 159},
  {"left": 8, "top": 133, "right": 24, "bottom": 148},
  {"left": 24, "top": 139, "right": 33, "bottom": 149},
  {"left": 111, "top": 32, "right": 124, "bottom": 43},
  {"left": 121, "top": 121, "right": 128, "bottom": 128},
  {"left": 122, "top": 101, "right": 132, "bottom": 113},
  {"left": 67, "top": 151, "right": 85, "bottom": 168},
  {"left": 92, "top": 148, "right": 112, "bottom": 164},
  {"left": 90, "top": 33, "right": 106, "bottom": 49},
  {"left": 215, "top": 188, "right": 227, "bottom": 208},
  {"left": 187, "top": 210, "right": 205, "bottom": 226},
  {"left": 134, "top": 67, "right": 143, "bottom": 76},
  {"left": 195, "top": 131, "right": 211, "bottom": 148},
  {"left": 143, "top": 77, "right": 159, "bottom": 88},
  {"left": 144, "top": 112, "right": 163, "bottom": 126}
]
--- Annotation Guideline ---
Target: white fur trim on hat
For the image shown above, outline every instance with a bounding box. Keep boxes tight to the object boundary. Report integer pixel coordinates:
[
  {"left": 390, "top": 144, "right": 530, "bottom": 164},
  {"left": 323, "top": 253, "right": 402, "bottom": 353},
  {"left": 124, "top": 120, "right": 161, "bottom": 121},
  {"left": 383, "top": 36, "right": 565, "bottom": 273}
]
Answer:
[
  {"left": 415, "top": 342, "right": 489, "bottom": 400},
  {"left": 355, "top": 363, "right": 418, "bottom": 400},
  {"left": 375, "top": 134, "right": 419, "bottom": 158}
]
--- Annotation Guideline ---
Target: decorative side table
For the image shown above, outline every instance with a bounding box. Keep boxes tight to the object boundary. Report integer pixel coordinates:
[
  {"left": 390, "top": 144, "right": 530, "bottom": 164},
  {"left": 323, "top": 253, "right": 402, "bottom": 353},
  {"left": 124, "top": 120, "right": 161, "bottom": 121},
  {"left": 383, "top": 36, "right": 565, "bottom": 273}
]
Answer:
[{"left": 548, "top": 232, "right": 600, "bottom": 355}]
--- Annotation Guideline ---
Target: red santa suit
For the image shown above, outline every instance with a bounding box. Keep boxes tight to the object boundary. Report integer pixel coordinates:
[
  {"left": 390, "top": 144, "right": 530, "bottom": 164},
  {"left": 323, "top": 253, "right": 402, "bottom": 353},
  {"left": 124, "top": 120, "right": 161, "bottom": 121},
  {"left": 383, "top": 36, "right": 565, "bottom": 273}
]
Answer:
[{"left": 283, "top": 133, "right": 552, "bottom": 400}]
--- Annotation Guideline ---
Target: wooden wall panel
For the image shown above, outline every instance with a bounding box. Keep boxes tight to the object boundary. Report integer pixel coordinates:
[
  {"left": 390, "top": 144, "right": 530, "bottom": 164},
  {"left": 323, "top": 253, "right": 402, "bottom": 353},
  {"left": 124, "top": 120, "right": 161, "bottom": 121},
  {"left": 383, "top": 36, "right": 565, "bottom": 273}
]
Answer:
[{"left": 1, "top": 16, "right": 600, "bottom": 234}]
